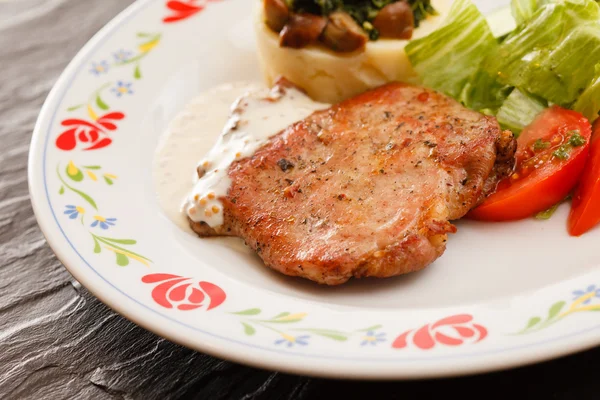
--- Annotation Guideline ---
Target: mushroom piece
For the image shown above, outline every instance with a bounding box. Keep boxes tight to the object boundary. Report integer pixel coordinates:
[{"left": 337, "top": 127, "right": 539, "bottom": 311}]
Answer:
[
  {"left": 279, "top": 13, "right": 327, "bottom": 49},
  {"left": 321, "top": 11, "right": 368, "bottom": 53},
  {"left": 372, "top": 1, "right": 414, "bottom": 40},
  {"left": 264, "top": 0, "right": 289, "bottom": 33}
]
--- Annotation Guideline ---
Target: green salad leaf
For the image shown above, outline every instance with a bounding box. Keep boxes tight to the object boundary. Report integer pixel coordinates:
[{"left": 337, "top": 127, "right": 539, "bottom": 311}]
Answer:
[
  {"left": 535, "top": 202, "right": 561, "bottom": 220},
  {"left": 406, "top": 0, "right": 600, "bottom": 133},
  {"left": 487, "top": 6, "right": 518, "bottom": 38},
  {"left": 511, "top": 0, "right": 538, "bottom": 25},
  {"left": 511, "top": 0, "right": 553, "bottom": 25},
  {"left": 486, "top": 0, "right": 600, "bottom": 107},
  {"left": 458, "top": 70, "right": 512, "bottom": 113},
  {"left": 496, "top": 89, "right": 548, "bottom": 134},
  {"left": 511, "top": 0, "right": 600, "bottom": 26},
  {"left": 574, "top": 64, "right": 600, "bottom": 122},
  {"left": 405, "top": 0, "right": 497, "bottom": 99}
]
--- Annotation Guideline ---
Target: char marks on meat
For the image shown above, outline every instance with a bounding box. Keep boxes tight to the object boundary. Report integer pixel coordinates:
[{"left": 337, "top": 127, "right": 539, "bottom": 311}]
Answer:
[{"left": 190, "top": 82, "right": 515, "bottom": 285}]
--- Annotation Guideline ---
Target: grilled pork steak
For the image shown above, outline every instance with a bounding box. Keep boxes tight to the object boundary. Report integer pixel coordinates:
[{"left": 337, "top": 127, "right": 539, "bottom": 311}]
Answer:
[{"left": 190, "top": 82, "right": 515, "bottom": 285}]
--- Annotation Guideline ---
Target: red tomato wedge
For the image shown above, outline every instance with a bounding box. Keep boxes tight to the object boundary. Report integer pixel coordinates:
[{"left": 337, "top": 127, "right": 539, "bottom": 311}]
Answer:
[
  {"left": 468, "top": 106, "right": 592, "bottom": 221},
  {"left": 568, "top": 119, "right": 600, "bottom": 236}
]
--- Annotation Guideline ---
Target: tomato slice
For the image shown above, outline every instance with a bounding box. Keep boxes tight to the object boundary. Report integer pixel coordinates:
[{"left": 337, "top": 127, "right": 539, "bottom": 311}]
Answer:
[
  {"left": 468, "top": 106, "right": 592, "bottom": 221},
  {"left": 568, "top": 119, "right": 600, "bottom": 236}
]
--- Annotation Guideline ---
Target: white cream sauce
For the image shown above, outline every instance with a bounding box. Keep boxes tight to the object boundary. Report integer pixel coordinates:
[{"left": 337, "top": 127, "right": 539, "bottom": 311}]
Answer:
[{"left": 153, "top": 81, "right": 329, "bottom": 230}]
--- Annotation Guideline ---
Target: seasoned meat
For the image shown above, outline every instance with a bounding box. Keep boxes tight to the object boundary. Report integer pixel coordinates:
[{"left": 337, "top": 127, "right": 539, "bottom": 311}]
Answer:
[
  {"left": 190, "top": 83, "right": 516, "bottom": 285},
  {"left": 479, "top": 129, "right": 517, "bottom": 204}
]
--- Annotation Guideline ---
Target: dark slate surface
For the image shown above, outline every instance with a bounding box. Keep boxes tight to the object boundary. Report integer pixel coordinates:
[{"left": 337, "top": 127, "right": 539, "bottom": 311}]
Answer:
[{"left": 0, "top": 0, "right": 598, "bottom": 398}]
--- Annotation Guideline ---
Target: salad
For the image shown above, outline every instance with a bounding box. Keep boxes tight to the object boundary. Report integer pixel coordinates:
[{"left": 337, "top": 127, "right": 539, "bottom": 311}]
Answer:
[{"left": 406, "top": 0, "right": 600, "bottom": 236}]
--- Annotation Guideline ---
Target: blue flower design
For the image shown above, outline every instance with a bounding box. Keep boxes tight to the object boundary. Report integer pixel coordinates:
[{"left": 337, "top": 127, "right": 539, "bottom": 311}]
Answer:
[
  {"left": 572, "top": 285, "right": 600, "bottom": 304},
  {"left": 90, "top": 61, "right": 110, "bottom": 75},
  {"left": 113, "top": 49, "right": 133, "bottom": 62},
  {"left": 360, "top": 331, "right": 386, "bottom": 346},
  {"left": 274, "top": 334, "right": 310, "bottom": 348},
  {"left": 111, "top": 81, "right": 133, "bottom": 97},
  {"left": 64, "top": 205, "right": 85, "bottom": 220},
  {"left": 91, "top": 216, "right": 117, "bottom": 230}
]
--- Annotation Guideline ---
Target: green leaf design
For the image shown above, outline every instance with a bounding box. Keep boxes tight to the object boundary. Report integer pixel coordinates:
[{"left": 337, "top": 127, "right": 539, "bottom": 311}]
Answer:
[
  {"left": 65, "top": 187, "right": 94, "bottom": 208},
  {"left": 115, "top": 252, "right": 130, "bottom": 267},
  {"left": 59, "top": 186, "right": 65, "bottom": 195},
  {"left": 137, "top": 32, "right": 152, "bottom": 38},
  {"left": 233, "top": 308, "right": 261, "bottom": 316},
  {"left": 100, "top": 237, "right": 137, "bottom": 245},
  {"left": 525, "top": 317, "right": 541, "bottom": 330},
  {"left": 267, "top": 318, "right": 305, "bottom": 324},
  {"left": 242, "top": 322, "right": 256, "bottom": 336},
  {"left": 96, "top": 94, "right": 109, "bottom": 110},
  {"left": 74, "top": 190, "right": 96, "bottom": 209},
  {"left": 83, "top": 165, "right": 102, "bottom": 170},
  {"left": 104, "top": 176, "right": 114, "bottom": 185},
  {"left": 297, "top": 329, "right": 348, "bottom": 341},
  {"left": 356, "top": 325, "right": 383, "bottom": 332},
  {"left": 311, "top": 332, "right": 348, "bottom": 341},
  {"left": 134, "top": 65, "right": 142, "bottom": 80},
  {"left": 548, "top": 301, "right": 566, "bottom": 320},
  {"left": 268, "top": 312, "right": 307, "bottom": 323},
  {"left": 57, "top": 165, "right": 98, "bottom": 210},
  {"left": 66, "top": 165, "right": 84, "bottom": 182},
  {"left": 115, "top": 53, "right": 147, "bottom": 66},
  {"left": 93, "top": 236, "right": 151, "bottom": 263},
  {"left": 93, "top": 237, "right": 101, "bottom": 254},
  {"left": 67, "top": 104, "right": 84, "bottom": 111}
]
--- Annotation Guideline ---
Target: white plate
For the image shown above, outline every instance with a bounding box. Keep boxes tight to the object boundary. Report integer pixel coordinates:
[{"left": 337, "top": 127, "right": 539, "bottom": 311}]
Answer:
[{"left": 28, "top": 0, "right": 600, "bottom": 379}]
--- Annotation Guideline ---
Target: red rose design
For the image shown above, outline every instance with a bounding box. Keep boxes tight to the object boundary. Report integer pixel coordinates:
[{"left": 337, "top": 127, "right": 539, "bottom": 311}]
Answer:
[
  {"left": 392, "top": 314, "right": 487, "bottom": 350},
  {"left": 141, "top": 273, "right": 226, "bottom": 311},
  {"left": 163, "top": 1, "right": 204, "bottom": 23},
  {"left": 56, "top": 112, "right": 125, "bottom": 151}
]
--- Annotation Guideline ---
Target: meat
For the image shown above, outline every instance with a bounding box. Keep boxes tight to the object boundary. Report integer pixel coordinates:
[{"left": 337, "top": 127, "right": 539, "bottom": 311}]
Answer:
[{"left": 190, "top": 82, "right": 516, "bottom": 285}]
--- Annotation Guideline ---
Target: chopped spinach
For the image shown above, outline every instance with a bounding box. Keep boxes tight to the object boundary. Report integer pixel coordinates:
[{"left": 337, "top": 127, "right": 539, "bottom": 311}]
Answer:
[{"left": 286, "top": 0, "right": 437, "bottom": 34}]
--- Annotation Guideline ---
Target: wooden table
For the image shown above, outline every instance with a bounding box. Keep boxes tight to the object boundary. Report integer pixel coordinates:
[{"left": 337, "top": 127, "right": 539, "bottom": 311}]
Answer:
[{"left": 0, "top": 0, "right": 598, "bottom": 398}]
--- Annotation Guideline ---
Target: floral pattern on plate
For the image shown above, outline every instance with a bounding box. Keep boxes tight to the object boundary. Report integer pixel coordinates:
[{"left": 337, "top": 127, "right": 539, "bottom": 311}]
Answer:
[
  {"left": 517, "top": 285, "right": 600, "bottom": 334},
  {"left": 162, "top": 0, "right": 218, "bottom": 23},
  {"left": 392, "top": 314, "right": 488, "bottom": 350},
  {"left": 142, "top": 273, "right": 227, "bottom": 310},
  {"left": 231, "top": 308, "right": 386, "bottom": 347}
]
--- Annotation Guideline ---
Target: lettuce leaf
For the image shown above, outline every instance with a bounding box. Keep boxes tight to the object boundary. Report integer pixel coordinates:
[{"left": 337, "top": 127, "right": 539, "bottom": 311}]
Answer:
[
  {"left": 458, "top": 70, "right": 512, "bottom": 113},
  {"left": 573, "top": 64, "right": 600, "bottom": 122},
  {"left": 496, "top": 89, "right": 548, "bottom": 134},
  {"left": 486, "top": 6, "right": 518, "bottom": 38},
  {"left": 486, "top": 0, "right": 600, "bottom": 107},
  {"left": 511, "top": 0, "right": 553, "bottom": 25},
  {"left": 406, "top": 0, "right": 600, "bottom": 125},
  {"left": 511, "top": 0, "right": 600, "bottom": 26},
  {"left": 405, "top": 0, "right": 497, "bottom": 99}
]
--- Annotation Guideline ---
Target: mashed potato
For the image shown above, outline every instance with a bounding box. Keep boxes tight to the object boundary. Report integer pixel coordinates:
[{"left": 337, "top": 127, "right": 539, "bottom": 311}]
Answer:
[{"left": 254, "top": 0, "right": 452, "bottom": 103}]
